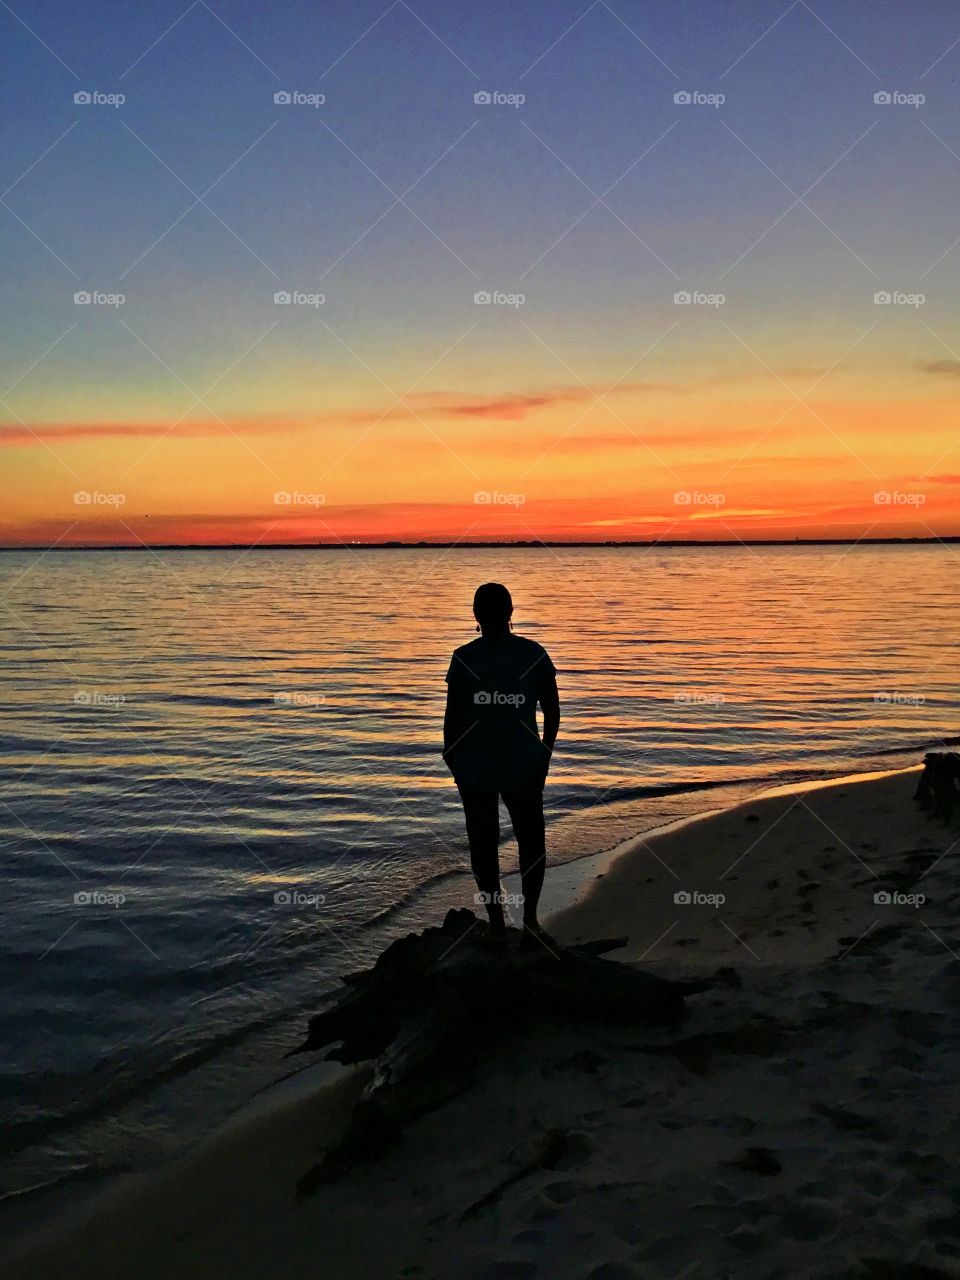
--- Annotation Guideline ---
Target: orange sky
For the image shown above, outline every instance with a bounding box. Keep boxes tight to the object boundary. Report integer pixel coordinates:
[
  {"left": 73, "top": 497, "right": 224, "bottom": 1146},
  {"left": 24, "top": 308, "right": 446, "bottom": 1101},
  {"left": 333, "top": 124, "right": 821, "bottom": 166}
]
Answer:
[{"left": 4, "top": 362, "right": 959, "bottom": 545}]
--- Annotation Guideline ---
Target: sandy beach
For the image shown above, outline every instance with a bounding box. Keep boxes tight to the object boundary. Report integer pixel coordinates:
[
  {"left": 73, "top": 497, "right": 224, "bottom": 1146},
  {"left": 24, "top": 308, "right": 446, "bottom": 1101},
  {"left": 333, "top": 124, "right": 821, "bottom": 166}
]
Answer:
[{"left": 6, "top": 765, "right": 960, "bottom": 1280}]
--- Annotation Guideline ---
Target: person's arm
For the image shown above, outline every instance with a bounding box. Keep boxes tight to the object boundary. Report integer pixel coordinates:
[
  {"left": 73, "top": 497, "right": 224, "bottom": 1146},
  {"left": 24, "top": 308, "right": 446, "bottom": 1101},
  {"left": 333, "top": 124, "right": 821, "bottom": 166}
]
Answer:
[
  {"left": 443, "top": 681, "right": 473, "bottom": 771},
  {"left": 539, "top": 670, "right": 560, "bottom": 774}
]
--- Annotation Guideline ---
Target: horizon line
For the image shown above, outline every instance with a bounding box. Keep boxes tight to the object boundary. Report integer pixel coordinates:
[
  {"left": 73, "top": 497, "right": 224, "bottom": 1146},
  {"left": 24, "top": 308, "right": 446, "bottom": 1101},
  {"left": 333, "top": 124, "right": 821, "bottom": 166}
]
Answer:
[{"left": 1, "top": 537, "right": 958, "bottom": 552}]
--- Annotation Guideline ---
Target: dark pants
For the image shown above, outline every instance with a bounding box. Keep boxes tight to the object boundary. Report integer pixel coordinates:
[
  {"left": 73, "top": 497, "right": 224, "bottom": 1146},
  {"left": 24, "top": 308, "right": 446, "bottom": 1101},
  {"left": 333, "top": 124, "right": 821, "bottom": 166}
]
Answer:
[{"left": 456, "top": 782, "right": 546, "bottom": 922}]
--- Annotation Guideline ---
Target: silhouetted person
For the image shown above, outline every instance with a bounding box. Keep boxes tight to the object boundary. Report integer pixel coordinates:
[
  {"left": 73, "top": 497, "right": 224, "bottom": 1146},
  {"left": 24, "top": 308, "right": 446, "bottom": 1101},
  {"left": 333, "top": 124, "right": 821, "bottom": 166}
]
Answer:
[{"left": 443, "top": 583, "right": 560, "bottom": 943}]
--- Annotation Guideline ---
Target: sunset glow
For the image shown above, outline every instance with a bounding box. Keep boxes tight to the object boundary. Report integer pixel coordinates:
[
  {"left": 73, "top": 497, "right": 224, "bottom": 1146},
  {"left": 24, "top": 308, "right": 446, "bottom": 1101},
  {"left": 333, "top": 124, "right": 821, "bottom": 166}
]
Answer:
[{"left": 3, "top": 1, "right": 960, "bottom": 544}]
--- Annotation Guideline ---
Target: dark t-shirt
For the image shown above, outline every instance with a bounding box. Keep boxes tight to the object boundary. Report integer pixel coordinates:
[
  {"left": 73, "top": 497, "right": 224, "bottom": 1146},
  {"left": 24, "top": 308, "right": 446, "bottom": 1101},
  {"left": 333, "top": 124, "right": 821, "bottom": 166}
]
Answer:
[{"left": 444, "top": 633, "right": 556, "bottom": 790}]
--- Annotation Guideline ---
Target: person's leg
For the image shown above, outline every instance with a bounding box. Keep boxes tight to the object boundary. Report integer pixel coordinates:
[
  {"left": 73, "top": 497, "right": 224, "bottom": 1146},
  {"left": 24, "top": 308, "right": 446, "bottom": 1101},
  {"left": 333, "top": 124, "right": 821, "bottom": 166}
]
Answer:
[
  {"left": 502, "top": 786, "right": 546, "bottom": 928},
  {"left": 456, "top": 783, "right": 505, "bottom": 929}
]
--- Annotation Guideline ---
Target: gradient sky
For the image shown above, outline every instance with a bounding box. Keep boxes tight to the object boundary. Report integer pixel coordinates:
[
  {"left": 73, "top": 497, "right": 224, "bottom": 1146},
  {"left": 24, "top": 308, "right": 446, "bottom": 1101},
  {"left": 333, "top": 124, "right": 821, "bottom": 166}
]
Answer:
[{"left": 2, "top": 0, "right": 960, "bottom": 544}]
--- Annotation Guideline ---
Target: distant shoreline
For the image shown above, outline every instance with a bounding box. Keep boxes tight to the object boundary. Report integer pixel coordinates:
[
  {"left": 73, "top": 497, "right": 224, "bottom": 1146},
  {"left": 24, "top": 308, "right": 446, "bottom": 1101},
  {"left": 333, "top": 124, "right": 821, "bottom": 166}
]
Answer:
[{"left": 0, "top": 537, "right": 957, "bottom": 552}]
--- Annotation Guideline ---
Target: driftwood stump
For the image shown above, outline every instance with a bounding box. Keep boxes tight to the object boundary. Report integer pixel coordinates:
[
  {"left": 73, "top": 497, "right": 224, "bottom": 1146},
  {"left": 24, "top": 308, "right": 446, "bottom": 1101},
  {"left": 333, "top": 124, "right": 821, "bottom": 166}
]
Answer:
[
  {"left": 293, "top": 908, "right": 727, "bottom": 1192},
  {"left": 915, "top": 752, "right": 960, "bottom": 822}
]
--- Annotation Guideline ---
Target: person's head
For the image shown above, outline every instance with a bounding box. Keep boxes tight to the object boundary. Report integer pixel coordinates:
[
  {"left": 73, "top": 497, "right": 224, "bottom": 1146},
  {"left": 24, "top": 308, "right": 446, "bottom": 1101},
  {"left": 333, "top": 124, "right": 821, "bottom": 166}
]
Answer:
[{"left": 473, "top": 582, "right": 513, "bottom": 634}]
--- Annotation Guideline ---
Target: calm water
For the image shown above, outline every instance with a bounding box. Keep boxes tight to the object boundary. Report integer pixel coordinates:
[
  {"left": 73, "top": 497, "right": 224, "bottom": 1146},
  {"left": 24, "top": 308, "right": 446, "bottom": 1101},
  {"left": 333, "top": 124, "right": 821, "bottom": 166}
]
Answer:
[{"left": 1, "top": 544, "right": 958, "bottom": 1199}]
